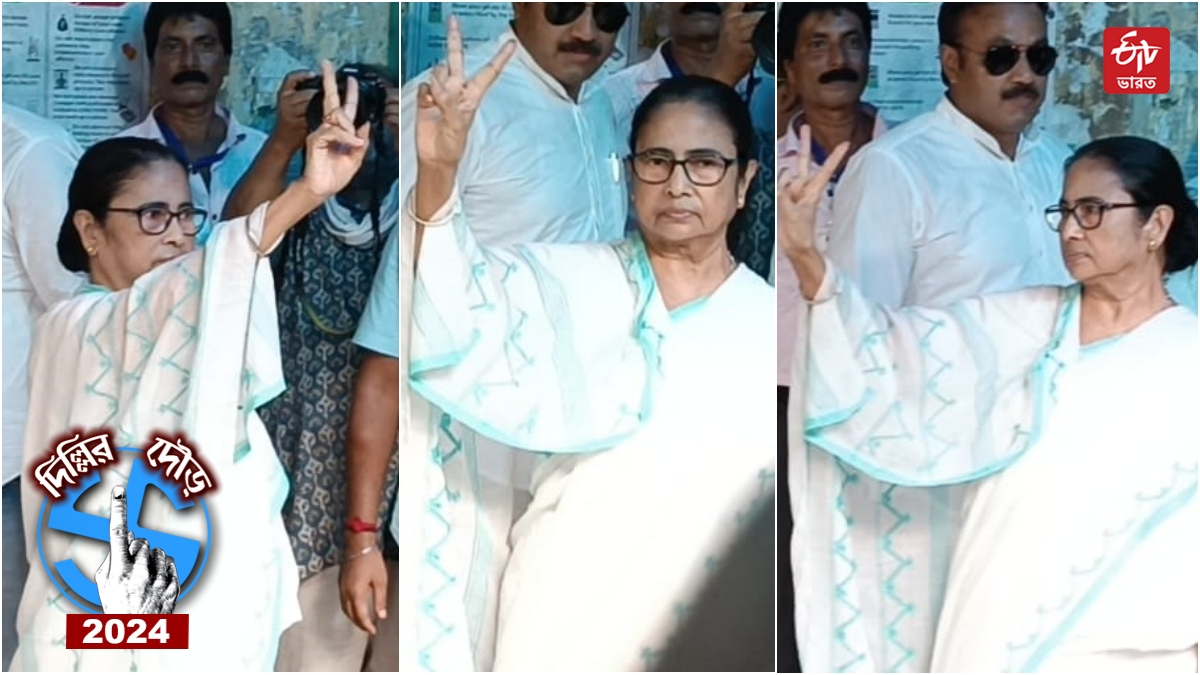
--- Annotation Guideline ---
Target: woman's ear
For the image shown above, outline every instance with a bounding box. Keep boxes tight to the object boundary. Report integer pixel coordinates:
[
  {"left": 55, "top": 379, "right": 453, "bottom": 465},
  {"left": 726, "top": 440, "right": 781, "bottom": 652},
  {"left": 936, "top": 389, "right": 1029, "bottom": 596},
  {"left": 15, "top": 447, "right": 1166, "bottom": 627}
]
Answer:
[
  {"left": 1147, "top": 204, "right": 1175, "bottom": 250},
  {"left": 73, "top": 209, "right": 104, "bottom": 255},
  {"left": 737, "top": 159, "right": 760, "bottom": 208}
]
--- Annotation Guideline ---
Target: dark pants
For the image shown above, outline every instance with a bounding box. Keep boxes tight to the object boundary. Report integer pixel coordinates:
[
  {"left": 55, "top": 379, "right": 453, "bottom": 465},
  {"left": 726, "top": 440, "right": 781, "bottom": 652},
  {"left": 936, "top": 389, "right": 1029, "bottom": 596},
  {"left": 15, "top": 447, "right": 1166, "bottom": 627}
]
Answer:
[{"left": 778, "top": 386, "right": 801, "bottom": 672}]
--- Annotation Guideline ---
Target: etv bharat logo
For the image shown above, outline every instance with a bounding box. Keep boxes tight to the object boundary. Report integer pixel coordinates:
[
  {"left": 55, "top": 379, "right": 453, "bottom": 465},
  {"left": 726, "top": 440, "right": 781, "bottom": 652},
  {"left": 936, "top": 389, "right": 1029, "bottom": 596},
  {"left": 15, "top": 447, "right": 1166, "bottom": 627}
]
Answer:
[
  {"left": 1104, "top": 27, "right": 1170, "bottom": 94},
  {"left": 31, "top": 430, "right": 215, "bottom": 614}
]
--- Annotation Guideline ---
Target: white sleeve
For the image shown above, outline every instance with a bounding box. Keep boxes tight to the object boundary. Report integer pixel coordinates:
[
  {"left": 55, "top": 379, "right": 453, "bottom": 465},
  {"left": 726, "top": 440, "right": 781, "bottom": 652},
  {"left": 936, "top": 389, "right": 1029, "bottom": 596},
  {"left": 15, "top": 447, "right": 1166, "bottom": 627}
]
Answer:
[
  {"left": 826, "top": 147, "right": 920, "bottom": 309},
  {"left": 7, "top": 135, "right": 85, "bottom": 306}
]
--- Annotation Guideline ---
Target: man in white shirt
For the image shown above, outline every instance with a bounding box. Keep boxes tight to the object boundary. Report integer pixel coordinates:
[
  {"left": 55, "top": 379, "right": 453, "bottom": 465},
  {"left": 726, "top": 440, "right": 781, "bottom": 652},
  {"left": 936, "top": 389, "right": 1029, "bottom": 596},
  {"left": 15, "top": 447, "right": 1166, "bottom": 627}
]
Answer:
[
  {"left": 0, "top": 103, "right": 85, "bottom": 671},
  {"left": 113, "top": 3, "right": 266, "bottom": 245},
  {"left": 829, "top": 2, "right": 1071, "bottom": 308},
  {"left": 399, "top": 3, "right": 629, "bottom": 246}
]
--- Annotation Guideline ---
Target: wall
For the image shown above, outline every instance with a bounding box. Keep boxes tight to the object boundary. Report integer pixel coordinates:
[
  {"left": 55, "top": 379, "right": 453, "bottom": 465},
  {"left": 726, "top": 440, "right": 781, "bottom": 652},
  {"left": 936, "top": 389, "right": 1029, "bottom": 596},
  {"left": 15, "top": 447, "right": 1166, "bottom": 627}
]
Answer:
[
  {"left": 220, "top": 2, "right": 393, "bottom": 134},
  {"left": 1046, "top": 2, "right": 1197, "bottom": 185}
]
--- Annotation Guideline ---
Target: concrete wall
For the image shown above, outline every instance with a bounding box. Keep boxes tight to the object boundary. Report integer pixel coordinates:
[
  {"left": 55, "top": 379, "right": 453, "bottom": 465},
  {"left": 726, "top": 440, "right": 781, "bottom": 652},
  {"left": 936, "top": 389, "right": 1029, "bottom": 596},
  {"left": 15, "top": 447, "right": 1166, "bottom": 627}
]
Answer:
[{"left": 219, "top": 2, "right": 394, "bottom": 134}]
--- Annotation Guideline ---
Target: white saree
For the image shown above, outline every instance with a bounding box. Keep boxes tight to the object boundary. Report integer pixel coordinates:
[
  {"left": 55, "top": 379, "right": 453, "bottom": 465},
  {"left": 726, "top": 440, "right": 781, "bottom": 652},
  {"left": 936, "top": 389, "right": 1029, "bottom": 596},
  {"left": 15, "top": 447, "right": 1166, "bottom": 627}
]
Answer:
[
  {"left": 399, "top": 195, "right": 775, "bottom": 671},
  {"left": 13, "top": 204, "right": 301, "bottom": 671},
  {"left": 793, "top": 264, "right": 1198, "bottom": 672}
]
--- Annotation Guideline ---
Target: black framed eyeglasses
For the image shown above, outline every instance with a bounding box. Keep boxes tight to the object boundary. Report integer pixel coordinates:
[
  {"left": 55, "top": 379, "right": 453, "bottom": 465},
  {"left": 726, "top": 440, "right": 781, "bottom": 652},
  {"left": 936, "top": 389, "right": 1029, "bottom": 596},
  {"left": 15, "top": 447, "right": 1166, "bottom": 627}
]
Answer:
[
  {"left": 1044, "top": 199, "right": 1141, "bottom": 231},
  {"left": 107, "top": 204, "right": 207, "bottom": 236},
  {"left": 631, "top": 150, "right": 738, "bottom": 187},
  {"left": 951, "top": 42, "right": 1058, "bottom": 77},
  {"left": 544, "top": 3, "right": 630, "bottom": 33}
]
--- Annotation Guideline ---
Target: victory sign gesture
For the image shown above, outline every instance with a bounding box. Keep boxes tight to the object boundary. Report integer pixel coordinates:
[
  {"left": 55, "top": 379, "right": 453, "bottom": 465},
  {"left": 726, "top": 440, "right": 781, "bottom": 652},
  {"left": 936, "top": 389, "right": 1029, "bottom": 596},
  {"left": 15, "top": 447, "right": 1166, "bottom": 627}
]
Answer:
[
  {"left": 299, "top": 59, "right": 371, "bottom": 199},
  {"left": 778, "top": 125, "right": 849, "bottom": 298},
  {"left": 415, "top": 16, "right": 516, "bottom": 172}
]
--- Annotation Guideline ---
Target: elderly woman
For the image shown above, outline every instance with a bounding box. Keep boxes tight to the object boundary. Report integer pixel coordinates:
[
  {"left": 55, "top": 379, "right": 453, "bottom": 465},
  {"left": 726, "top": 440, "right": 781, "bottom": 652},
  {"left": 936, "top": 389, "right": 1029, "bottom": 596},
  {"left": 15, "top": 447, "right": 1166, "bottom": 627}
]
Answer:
[
  {"left": 397, "top": 19, "right": 775, "bottom": 672},
  {"left": 782, "top": 129, "right": 1198, "bottom": 672},
  {"left": 14, "top": 62, "right": 369, "bottom": 672}
]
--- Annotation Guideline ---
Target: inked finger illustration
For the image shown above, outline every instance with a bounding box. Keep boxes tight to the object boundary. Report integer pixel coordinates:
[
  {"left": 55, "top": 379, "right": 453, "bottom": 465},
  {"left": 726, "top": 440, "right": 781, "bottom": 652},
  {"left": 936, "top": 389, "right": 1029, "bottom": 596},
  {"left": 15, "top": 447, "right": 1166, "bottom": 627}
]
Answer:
[{"left": 94, "top": 485, "right": 180, "bottom": 614}]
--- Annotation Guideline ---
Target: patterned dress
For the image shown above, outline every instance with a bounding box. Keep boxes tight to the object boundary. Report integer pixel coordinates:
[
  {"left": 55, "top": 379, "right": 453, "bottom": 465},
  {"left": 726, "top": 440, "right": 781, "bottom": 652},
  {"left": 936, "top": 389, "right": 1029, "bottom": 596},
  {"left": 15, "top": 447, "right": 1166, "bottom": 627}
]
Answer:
[
  {"left": 732, "top": 125, "right": 776, "bottom": 282},
  {"left": 259, "top": 210, "right": 401, "bottom": 580}
]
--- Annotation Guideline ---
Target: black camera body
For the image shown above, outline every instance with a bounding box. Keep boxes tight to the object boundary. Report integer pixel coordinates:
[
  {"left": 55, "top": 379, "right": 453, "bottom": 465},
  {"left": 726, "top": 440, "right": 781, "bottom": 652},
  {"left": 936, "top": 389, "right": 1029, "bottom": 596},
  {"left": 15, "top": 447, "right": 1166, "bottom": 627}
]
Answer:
[
  {"left": 746, "top": 2, "right": 774, "bottom": 76},
  {"left": 297, "top": 63, "right": 389, "bottom": 130}
]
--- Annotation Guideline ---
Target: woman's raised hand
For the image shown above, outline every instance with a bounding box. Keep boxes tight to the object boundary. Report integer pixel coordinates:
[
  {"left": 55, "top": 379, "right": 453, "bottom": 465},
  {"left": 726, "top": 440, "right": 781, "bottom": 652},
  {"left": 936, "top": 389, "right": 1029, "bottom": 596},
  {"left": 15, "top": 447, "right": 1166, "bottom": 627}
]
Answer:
[
  {"left": 300, "top": 60, "right": 371, "bottom": 199},
  {"left": 415, "top": 15, "right": 516, "bottom": 172},
  {"left": 778, "top": 125, "right": 849, "bottom": 258}
]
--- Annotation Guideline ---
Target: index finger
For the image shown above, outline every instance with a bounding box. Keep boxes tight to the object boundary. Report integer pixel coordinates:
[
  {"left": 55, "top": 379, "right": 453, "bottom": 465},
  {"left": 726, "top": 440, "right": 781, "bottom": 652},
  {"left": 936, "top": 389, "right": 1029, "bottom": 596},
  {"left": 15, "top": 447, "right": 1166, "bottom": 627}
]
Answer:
[
  {"left": 447, "top": 15, "right": 465, "bottom": 78},
  {"left": 320, "top": 59, "right": 340, "bottom": 115},
  {"left": 797, "top": 124, "right": 812, "bottom": 182},
  {"left": 109, "top": 485, "right": 132, "bottom": 566},
  {"left": 471, "top": 39, "right": 517, "bottom": 96}
]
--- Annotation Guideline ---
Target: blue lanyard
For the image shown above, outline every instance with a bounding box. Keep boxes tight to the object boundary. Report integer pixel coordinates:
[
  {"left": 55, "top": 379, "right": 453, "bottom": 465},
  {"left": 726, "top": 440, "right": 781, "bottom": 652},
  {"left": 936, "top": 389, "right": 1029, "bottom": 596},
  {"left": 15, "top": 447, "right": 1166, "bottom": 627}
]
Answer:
[{"left": 152, "top": 108, "right": 238, "bottom": 174}]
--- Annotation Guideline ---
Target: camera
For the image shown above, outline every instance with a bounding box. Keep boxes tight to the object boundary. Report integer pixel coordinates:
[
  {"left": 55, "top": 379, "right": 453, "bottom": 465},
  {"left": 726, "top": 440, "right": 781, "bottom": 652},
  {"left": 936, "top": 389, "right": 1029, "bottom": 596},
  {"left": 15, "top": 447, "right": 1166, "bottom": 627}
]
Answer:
[
  {"left": 297, "top": 63, "right": 389, "bottom": 130},
  {"left": 746, "top": 2, "right": 774, "bottom": 76}
]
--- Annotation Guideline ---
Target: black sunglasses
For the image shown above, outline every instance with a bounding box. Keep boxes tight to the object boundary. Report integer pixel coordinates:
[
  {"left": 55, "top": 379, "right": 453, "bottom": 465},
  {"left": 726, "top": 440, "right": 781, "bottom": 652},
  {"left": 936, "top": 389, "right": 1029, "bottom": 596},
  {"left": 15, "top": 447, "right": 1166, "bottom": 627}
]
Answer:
[
  {"left": 953, "top": 42, "right": 1058, "bottom": 77},
  {"left": 544, "top": 3, "right": 630, "bottom": 33}
]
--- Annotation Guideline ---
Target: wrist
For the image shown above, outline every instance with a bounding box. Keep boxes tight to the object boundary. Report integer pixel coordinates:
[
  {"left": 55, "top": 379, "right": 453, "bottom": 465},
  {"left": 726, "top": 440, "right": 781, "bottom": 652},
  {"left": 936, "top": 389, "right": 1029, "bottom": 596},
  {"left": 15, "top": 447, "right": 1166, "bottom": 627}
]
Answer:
[
  {"left": 266, "top": 131, "right": 303, "bottom": 158},
  {"left": 709, "top": 62, "right": 746, "bottom": 87},
  {"left": 344, "top": 525, "right": 379, "bottom": 550}
]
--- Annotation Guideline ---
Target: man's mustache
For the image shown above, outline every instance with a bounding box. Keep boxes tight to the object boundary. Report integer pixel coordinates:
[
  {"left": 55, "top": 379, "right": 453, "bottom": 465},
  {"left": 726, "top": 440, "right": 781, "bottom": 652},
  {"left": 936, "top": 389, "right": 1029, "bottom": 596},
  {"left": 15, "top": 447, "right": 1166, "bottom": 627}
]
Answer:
[
  {"left": 559, "top": 40, "right": 601, "bottom": 56},
  {"left": 681, "top": 3, "right": 723, "bottom": 15},
  {"left": 171, "top": 70, "right": 209, "bottom": 85},
  {"left": 818, "top": 68, "right": 860, "bottom": 85},
  {"left": 1002, "top": 84, "right": 1040, "bottom": 100}
]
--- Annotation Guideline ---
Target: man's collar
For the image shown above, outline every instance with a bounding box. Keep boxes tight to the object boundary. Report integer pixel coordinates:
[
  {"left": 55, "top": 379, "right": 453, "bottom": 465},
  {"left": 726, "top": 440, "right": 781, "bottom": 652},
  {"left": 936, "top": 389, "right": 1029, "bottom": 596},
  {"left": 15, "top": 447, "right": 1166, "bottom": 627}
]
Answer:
[
  {"left": 936, "top": 95, "right": 1041, "bottom": 159},
  {"left": 144, "top": 103, "right": 249, "bottom": 154},
  {"left": 779, "top": 102, "right": 885, "bottom": 158}
]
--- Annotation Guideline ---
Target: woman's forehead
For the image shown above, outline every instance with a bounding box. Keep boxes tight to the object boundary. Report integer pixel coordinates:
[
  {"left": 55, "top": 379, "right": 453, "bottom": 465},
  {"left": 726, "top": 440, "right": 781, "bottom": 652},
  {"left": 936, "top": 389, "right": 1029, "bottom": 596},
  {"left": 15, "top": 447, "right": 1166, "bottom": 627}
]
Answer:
[
  {"left": 1065, "top": 158, "right": 1127, "bottom": 196},
  {"left": 638, "top": 101, "right": 737, "bottom": 149}
]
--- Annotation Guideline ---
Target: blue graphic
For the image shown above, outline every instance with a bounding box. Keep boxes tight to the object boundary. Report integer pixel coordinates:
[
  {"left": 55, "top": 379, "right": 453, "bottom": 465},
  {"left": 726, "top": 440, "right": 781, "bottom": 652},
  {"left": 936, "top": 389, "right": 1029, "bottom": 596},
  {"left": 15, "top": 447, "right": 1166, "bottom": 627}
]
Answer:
[{"left": 36, "top": 446, "right": 211, "bottom": 614}]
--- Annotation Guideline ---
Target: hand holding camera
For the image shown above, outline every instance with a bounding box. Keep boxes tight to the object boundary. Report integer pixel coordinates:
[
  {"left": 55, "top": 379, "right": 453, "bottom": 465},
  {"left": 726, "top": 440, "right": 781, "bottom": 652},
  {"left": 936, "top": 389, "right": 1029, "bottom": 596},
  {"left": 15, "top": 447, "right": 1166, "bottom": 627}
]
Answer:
[
  {"left": 273, "top": 70, "right": 320, "bottom": 153},
  {"left": 709, "top": 3, "right": 768, "bottom": 86},
  {"left": 297, "top": 63, "right": 391, "bottom": 131}
]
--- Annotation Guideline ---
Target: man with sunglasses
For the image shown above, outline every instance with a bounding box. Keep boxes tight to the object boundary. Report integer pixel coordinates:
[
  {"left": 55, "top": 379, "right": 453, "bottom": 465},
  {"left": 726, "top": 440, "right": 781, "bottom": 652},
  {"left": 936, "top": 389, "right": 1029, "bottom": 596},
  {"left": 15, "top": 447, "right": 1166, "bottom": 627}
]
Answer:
[
  {"left": 826, "top": 2, "right": 1070, "bottom": 311},
  {"left": 399, "top": 3, "right": 627, "bottom": 248}
]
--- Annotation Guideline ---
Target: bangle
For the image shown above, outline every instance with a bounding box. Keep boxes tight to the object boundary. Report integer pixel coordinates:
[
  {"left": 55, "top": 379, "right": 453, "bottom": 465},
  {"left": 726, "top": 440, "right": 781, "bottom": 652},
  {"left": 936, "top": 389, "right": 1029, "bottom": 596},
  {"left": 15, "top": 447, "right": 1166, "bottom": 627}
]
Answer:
[
  {"left": 405, "top": 196, "right": 455, "bottom": 228},
  {"left": 244, "top": 217, "right": 269, "bottom": 258},
  {"left": 343, "top": 544, "right": 378, "bottom": 564}
]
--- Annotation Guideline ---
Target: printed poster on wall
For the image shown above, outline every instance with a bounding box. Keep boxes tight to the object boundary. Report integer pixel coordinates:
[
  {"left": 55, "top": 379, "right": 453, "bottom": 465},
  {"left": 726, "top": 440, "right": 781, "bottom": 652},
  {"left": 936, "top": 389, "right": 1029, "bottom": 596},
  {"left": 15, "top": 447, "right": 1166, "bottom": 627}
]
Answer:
[{"left": 2, "top": 2, "right": 149, "bottom": 146}]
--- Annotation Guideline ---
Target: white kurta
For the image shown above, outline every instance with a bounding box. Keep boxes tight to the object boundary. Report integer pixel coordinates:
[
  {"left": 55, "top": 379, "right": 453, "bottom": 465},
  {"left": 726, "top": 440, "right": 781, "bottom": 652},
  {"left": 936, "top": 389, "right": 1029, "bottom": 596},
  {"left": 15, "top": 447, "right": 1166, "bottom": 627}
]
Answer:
[
  {"left": 795, "top": 263, "right": 1197, "bottom": 672},
  {"left": 13, "top": 206, "right": 301, "bottom": 671},
  {"left": 401, "top": 195, "right": 775, "bottom": 671}
]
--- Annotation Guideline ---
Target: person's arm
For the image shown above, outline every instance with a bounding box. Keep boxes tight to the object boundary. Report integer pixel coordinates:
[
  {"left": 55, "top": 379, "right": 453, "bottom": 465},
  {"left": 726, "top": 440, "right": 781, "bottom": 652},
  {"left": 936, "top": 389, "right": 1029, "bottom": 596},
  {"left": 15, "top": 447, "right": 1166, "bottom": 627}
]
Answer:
[
  {"left": 706, "top": 3, "right": 765, "bottom": 88},
  {"left": 223, "top": 71, "right": 317, "bottom": 220},
  {"left": 340, "top": 351, "right": 398, "bottom": 635},
  {"left": 826, "top": 147, "right": 919, "bottom": 309},
  {"left": 255, "top": 62, "right": 370, "bottom": 253},
  {"left": 780, "top": 126, "right": 1058, "bottom": 488},
  {"left": 9, "top": 135, "right": 85, "bottom": 306}
]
